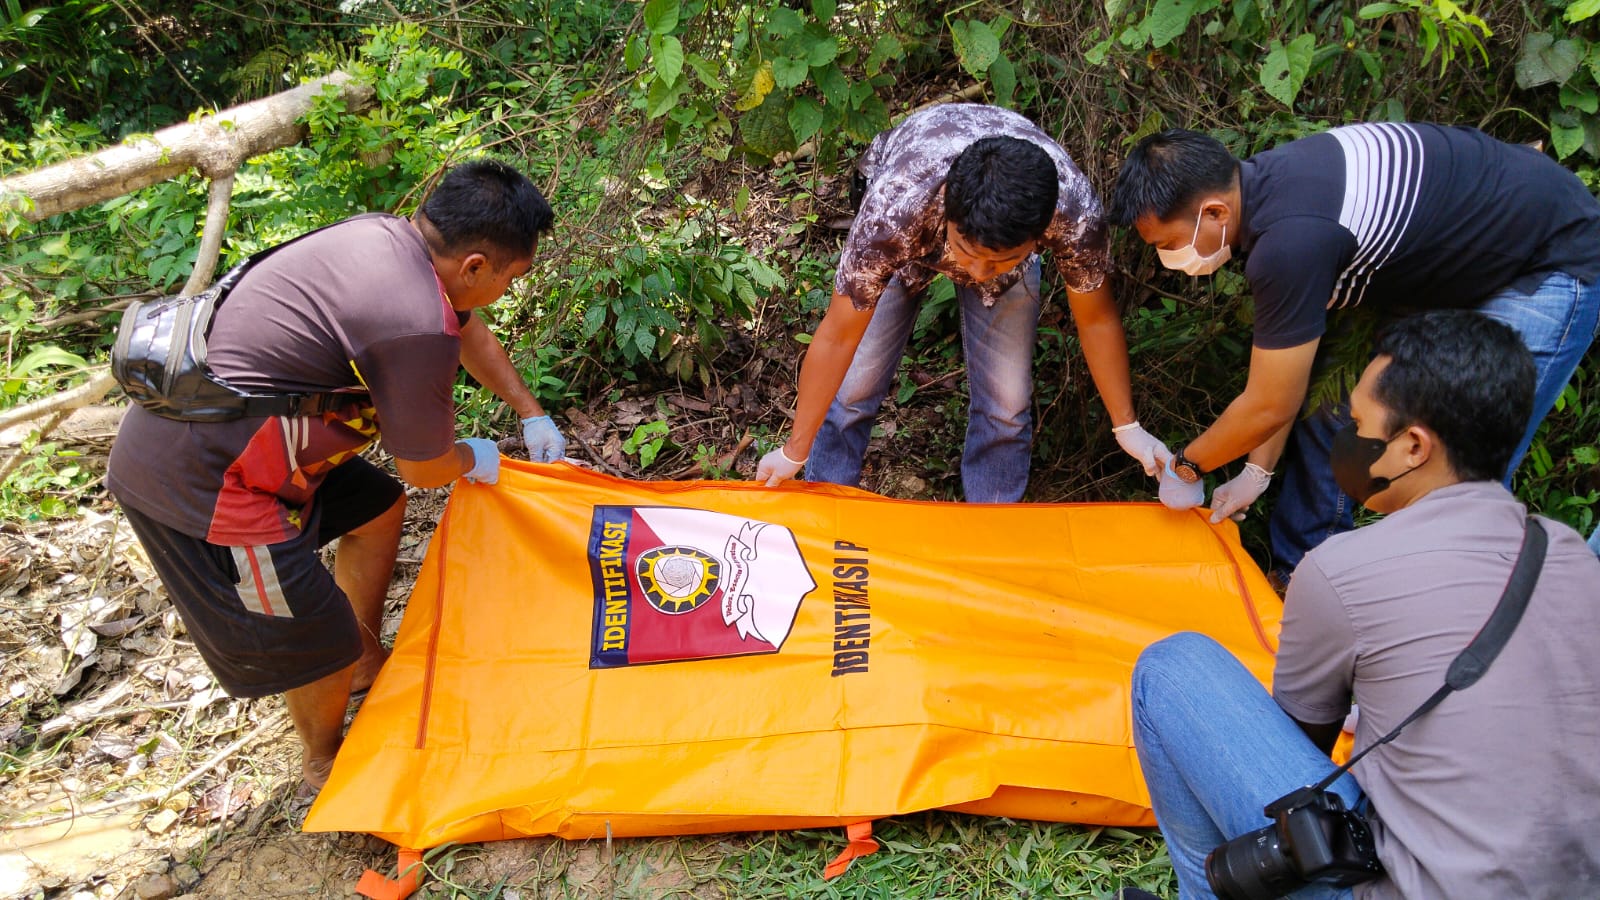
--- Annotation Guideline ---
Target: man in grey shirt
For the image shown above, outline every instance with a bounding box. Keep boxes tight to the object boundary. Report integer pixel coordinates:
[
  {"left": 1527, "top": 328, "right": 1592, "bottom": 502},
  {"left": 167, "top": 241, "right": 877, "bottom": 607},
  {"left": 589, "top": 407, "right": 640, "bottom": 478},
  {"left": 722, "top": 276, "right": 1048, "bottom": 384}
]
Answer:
[{"left": 1122, "top": 310, "right": 1600, "bottom": 899}]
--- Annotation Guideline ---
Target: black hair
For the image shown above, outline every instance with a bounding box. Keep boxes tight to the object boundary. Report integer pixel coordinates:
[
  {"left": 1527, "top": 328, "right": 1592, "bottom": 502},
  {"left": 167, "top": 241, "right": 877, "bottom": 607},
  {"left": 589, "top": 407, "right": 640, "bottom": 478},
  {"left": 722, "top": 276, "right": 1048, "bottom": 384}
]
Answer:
[
  {"left": 1370, "top": 310, "right": 1535, "bottom": 482},
  {"left": 1108, "top": 130, "right": 1239, "bottom": 226},
  {"left": 419, "top": 159, "right": 554, "bottom": 267},
  {"left": 943, "top": 137, "right": 1059, "bottom": 250}
]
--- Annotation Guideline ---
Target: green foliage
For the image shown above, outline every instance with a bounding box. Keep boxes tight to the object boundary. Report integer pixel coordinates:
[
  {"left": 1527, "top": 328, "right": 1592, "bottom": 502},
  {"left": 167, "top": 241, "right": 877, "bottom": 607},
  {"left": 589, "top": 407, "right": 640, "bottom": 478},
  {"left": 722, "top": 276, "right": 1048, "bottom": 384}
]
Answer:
[
  {"left": 691, "top": 441, "right": 737, "bottom": 478},
  {"left": 622, "top": 419, "right": 672, "bottom": 468},
  {"left": 1089, "top": 0, "right": 1494, "bottom": 137},
  {"left": 7, "top": 344, "right": 88, "bottom": 381},
  {"left": 1306, "top": 309, "right": 1383, "bottom": 418},
  {"left": 1359, "top": 1, "right": 1490, "bottom": 75},
  {"left": 1260, "top": 33, "right": 1317, "bottom": 109},
  {"left": 0, "top": 1, "right": 344, "bottom": 138},
  {"left": 949, "top": 16, "right": 1017, "bottom": 105},
  {"left": 1516, "top": 3, "right": 1600, "bottom": 161},
  {"left": 0, "top": 437, "right": 89, "bottom": 520},
  {"left": 1519, "top": 368, "right": 1600, "bottom": 537},
  {"left": 566, "top": 214, "right": 784, "bottom": 378},
  {"left": 292, "top": 24, "right": 477, "bottom": 215},
  {"left": 626, "top": 0, "right": 946, "bottom": 162}
]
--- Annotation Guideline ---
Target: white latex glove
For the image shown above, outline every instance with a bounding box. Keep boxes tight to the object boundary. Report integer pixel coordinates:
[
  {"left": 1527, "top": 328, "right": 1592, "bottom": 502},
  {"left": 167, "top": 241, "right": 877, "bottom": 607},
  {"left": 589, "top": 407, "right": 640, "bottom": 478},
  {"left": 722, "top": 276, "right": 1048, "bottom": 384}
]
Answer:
[
  {"left": 1208, "top": 463, "right": 1273, "bottom": 524},
  {"left": 1113, "top": 422, "right": 1172, "bottom": 477},
  {"left": 1159, "top": 457, "right": 1205, "bottom": 510},
  {"left": 755, "top": 445, "right": 807, "bottom": 487},
  {"left": 520, "top": 414, "right": 567, "bottom": 463},
  {"left": 459, "top": 438, "right": 501, "bottom": 485}
]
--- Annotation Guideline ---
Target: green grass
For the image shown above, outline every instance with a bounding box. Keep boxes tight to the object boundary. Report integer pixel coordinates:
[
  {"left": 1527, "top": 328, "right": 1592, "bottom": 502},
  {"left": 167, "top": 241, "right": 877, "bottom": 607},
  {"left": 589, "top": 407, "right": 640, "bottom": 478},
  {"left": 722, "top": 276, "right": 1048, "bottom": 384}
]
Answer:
[
  {"left": 725, "top": 816, "right": 1172, "bottom": 899},
  {"left": 408, "top": 814, "right": 1174, "bottom": 899}
]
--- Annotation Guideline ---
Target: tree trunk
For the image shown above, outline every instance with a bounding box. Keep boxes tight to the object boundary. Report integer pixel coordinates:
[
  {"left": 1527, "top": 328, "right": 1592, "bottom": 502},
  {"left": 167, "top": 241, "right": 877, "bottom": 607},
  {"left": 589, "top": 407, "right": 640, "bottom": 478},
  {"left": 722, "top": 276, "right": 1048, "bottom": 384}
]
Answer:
[{"left": 0, "top": 72, "right": 374, "bottom": 223}]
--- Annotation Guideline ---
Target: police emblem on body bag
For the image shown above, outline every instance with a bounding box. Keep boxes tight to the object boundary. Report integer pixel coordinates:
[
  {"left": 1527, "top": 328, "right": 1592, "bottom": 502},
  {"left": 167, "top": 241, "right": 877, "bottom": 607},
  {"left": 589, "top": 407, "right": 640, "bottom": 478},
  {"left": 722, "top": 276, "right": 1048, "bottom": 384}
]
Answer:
[{"left": 111, "top": 222, "right": 368, "bottom": 422}]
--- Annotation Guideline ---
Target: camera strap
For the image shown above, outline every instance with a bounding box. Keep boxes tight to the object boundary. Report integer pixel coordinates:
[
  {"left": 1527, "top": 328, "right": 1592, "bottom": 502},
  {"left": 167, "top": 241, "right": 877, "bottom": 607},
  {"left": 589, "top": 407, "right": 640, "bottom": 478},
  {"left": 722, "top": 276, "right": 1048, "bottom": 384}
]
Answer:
[{"left": 1309, "top": 515, "right": 1548, "bottom": 794}]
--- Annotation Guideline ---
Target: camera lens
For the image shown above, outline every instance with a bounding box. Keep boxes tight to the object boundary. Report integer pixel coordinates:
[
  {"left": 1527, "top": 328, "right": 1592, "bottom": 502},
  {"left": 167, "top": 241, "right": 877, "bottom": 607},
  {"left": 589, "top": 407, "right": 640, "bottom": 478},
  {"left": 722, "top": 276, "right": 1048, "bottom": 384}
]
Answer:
[{"left": 1205, "top": 825, "right": 1306, "bottom": 900}]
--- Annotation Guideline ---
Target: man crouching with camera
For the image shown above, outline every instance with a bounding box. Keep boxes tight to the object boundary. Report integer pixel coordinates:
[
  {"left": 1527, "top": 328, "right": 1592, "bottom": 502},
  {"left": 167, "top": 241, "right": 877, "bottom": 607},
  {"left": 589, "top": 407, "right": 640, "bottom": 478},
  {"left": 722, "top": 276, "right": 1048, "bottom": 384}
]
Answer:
[{"left": 1121, "top": 310, "right": 1600, "bottom": 900}]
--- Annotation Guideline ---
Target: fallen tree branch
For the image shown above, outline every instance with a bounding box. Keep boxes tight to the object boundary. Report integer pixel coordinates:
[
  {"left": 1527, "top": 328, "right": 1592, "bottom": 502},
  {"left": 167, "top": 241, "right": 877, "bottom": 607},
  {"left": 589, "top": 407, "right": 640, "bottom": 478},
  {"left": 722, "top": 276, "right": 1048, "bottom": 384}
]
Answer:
[
  {"left": 0, "top": 72, "right": 373, "bottom": 224},
  {"left": 35, "top": 297, "right": 147, "bottom": 331},
  {"left": 0, "top": 369, "right": 118, "bottom": 433},
  {"left": 39, "top": 699, "right": 189, "bottom": 740},
  {"left": 182, "top": 171, "right": 237, "bottom": 296},
  {"left": 37, "top": 679, "right": 139, "bottom": 738}
]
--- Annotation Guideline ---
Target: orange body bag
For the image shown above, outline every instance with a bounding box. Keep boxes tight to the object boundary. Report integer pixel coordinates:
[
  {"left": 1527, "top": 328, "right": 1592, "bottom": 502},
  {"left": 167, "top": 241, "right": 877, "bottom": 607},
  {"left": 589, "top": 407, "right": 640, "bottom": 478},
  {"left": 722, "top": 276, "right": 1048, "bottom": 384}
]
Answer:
[{"left": 306, "top": 462, "right": 1279, "bottom": 849}]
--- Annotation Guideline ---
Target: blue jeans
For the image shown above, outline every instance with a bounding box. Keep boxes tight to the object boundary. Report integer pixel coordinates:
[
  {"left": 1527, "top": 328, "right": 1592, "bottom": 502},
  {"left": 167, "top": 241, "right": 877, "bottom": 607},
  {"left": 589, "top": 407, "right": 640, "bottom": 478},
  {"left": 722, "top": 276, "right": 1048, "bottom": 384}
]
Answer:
[
  {"left": 1270, "top": 272, "right": 1600, "bottom": 571},
  {"left": 806, "top": 261, "right": 1042, "bottom": 503},
  {"left": 1132, "top": 633, "right": 1363, "bottom": 900},
  {"left": 1589, "top": 524, "right": 1600, "bottom": 558}
]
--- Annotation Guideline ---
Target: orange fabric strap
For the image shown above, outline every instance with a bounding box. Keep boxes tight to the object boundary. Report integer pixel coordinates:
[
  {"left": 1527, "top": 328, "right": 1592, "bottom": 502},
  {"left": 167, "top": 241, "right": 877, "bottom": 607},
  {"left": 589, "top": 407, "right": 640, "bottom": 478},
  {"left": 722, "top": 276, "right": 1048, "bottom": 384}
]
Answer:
[
  {"left": 356, "top": 848, "right": 423, "bottom": 900},
  {"left": 823, "top": 821, "right": 878, "bottom": 879}
]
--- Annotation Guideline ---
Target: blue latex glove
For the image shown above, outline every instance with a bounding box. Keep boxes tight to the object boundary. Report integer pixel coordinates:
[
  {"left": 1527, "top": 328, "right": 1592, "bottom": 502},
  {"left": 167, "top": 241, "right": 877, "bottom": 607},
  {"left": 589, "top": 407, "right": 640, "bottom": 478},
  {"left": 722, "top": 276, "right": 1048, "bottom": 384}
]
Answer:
[
  {"left": 460, "top": 438, "right": 501, "bottom": 485},
  {"left": 1159, "top": 456, "right": 1205, "bottom": 510},
  {"left": 520, "top": 414, "right": 567, "bottom": 463}
]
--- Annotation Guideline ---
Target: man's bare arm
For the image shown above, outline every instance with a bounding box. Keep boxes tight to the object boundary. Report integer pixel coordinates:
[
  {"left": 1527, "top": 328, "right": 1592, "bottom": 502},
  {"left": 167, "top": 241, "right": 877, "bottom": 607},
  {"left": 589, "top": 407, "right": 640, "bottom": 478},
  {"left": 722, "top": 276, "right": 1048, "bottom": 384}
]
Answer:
[
  {"left": 458, "top": 313, "right": 544, "bottom": 420},
  {"left": 1186, "top": 339, "right": 1321, "bottom": 471},
  {"left": 393, "top": 443, "right": 474, "bottom": 489},
  {"left": 1065, "top": 283, "right": 1137, "bottom": 426},
  {"left": 780, "top": 291, "right": 875, "bottom": 461}
]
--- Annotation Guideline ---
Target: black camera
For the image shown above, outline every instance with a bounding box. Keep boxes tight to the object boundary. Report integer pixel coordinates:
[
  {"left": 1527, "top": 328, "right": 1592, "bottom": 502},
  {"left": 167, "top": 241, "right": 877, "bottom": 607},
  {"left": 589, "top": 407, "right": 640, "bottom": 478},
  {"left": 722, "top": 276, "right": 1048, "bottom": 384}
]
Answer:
[{"left": 1204, "top": 785, "right": 1384, "bottom": 900}]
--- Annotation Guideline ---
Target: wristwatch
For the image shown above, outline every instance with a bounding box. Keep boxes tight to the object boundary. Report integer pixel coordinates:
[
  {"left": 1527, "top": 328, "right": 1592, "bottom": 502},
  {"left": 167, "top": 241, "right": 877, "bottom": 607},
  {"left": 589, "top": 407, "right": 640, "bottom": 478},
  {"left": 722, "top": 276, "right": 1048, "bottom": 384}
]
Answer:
[{"left": 1171, "top": 449, "right": 1202, "bottom": 484}]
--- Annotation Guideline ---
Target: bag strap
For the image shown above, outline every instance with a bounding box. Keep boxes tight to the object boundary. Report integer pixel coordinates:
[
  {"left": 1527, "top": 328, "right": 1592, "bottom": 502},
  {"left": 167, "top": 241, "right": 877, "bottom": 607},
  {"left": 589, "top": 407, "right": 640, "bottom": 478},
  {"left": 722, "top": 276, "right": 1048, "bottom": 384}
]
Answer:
[
  {"left": 236, "top": 390, "right": 364, "bottom": 418},
  {"left": 1309, "top": 516, "right": 1548, "bottom": 793},
  {"left": 205, "top": 215, "right": 390, "bottom": 413},
  {"left": 215, "top": 213, "right": 388, "bottom": 291}
]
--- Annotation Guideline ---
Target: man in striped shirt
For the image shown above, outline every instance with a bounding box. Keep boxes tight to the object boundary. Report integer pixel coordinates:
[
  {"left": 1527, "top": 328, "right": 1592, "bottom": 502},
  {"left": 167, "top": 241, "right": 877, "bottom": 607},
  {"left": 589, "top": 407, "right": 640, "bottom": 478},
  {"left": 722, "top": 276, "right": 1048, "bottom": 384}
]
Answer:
[{"left": 1109, "top": 124, "right": 1600, "bottom": 574}]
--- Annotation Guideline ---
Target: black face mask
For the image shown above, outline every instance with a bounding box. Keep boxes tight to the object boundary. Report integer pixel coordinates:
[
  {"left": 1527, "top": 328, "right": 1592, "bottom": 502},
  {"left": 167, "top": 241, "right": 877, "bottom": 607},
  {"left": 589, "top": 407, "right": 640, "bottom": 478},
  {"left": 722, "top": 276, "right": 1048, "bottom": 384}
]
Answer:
[{"left": 1330, "top": 422, "right": 1420, "bottom": 505}]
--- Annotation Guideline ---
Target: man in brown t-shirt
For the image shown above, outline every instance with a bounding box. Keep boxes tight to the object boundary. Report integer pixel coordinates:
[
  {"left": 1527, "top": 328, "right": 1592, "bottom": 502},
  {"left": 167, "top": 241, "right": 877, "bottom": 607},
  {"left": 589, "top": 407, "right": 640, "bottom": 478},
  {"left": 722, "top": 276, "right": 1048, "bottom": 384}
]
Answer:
[
  {"left": 1123, "top": 311, "right": 1600, "bottom": 900},
  {"left": 108, "top": 160, "right": 563, "bottom": 791},
  {"left": 754, "top": 104, "right": 1167, "bottom": 501}
]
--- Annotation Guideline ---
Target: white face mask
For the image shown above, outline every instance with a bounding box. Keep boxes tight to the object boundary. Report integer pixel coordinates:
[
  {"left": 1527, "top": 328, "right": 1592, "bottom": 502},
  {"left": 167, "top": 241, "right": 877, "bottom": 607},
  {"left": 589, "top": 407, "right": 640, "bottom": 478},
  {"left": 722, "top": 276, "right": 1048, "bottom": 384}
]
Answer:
[{"left": 1157, "top": 207, "right": 1231, "bottom": 276}]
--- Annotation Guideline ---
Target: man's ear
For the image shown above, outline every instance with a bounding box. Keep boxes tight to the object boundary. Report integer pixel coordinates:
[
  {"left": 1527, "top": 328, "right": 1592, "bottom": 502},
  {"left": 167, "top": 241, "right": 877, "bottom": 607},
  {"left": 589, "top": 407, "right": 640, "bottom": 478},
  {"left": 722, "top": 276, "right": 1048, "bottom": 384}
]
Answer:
[
  {"left": 1401, "top": 424, "right": 1437, "bottom": 468},
  {"left": 456, "top": 252, "right": 490, "bottom": 287},
  {"left": 1201, "top": 197, "right": 1233, "bottom": 228}
]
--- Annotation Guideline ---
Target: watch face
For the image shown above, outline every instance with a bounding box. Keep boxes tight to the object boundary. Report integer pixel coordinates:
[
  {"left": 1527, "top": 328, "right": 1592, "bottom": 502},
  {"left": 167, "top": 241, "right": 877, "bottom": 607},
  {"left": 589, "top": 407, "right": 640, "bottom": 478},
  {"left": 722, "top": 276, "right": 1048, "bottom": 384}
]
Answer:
[{"left": 1174, "top": 456, "right": 1201, "bottom": 483}]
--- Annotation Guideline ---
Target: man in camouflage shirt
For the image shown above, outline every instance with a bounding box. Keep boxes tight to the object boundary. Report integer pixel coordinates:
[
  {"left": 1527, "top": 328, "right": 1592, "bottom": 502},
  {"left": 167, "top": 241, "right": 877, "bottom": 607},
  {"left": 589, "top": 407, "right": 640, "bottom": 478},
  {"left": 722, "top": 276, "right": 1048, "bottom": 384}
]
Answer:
[{"left": 756, "top": 104, "right": 1164, "bottom": 501}]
